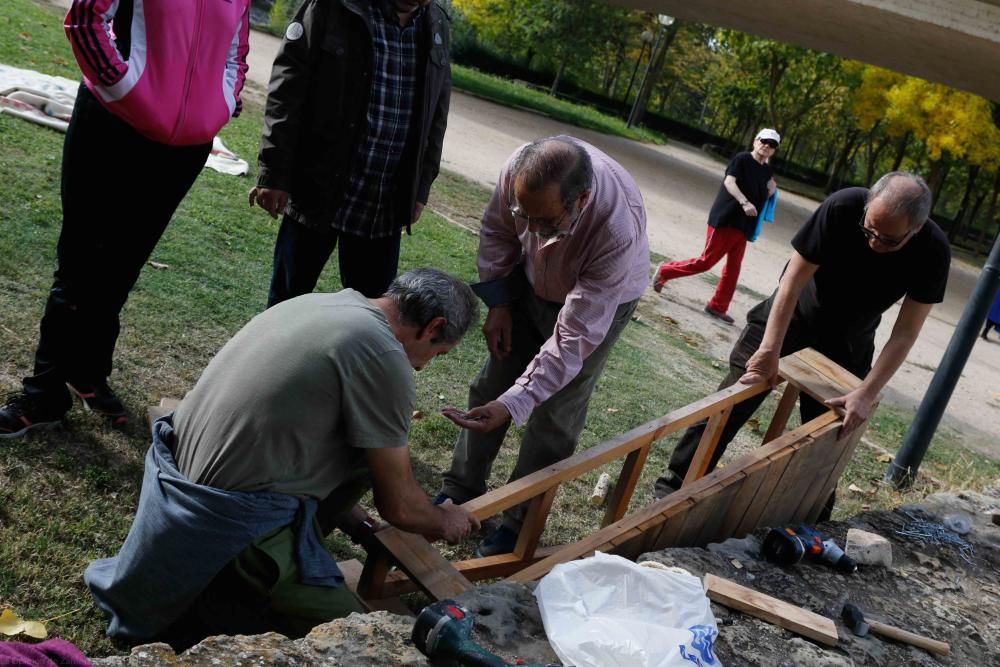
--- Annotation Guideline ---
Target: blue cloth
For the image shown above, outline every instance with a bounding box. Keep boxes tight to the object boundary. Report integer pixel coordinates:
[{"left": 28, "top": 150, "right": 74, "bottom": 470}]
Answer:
[
  {"left": 749, "top": 189, "right": 778, "bottom": 242},
  {"left": 988, "top": 290, "right": 1000, "bottom": 326},
  {"left": 84, "top": 416, "right": 343, "bottom": 640}
]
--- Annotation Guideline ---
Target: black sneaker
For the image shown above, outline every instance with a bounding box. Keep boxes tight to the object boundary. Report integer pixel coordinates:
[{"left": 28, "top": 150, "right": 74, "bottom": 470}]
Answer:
[
  {"left": 474, "top": 525, "right": 519, "bottom": 557},
  {"left": 653, "top": 471, "right": 683, "bottom": 499},
  {"left": 0, "top": 393, "right": 65, "bottom": 439},
  {"left": 66, "top": 381, "right": 128, "bottom": 426}
]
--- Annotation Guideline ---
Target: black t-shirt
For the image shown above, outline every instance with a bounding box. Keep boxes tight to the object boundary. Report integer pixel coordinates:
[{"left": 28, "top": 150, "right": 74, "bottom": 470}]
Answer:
[
  {"left": 790, "top": 187, "right": 951, "bottom": 340},
  {"left": 707, "top": 152, "right": 773, "bottom": 238}
]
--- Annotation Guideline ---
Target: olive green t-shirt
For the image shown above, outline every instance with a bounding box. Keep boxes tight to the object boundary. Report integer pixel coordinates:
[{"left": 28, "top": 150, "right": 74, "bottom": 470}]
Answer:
[{"left": 172, "top": 290, "right": 415, "bottom": 499}]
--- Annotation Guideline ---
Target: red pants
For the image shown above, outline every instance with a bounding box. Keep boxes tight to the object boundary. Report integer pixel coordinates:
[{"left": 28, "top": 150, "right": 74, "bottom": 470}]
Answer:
[{"left": 656, "top": 225, "right": 747, "bottom": 313}]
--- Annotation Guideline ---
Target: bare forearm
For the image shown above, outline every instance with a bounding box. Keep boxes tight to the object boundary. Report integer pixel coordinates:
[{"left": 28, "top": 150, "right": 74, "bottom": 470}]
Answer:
[{"left": 723, "top": 178, "right": 750, "bottom": 205}]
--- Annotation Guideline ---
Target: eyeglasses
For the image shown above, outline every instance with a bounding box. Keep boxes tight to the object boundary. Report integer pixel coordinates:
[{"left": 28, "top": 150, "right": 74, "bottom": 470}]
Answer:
[
  {"left": 858, "top": 218, "right": 910, "bottom": 248},
  {"left": 759, "top": 139, "right": 778, "bottom": 149},
  {"left": 507, "top": 198, "right": 569, "bottom": 233}
]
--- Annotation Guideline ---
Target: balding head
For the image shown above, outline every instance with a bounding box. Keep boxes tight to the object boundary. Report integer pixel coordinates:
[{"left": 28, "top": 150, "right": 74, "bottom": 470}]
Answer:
[
  {"left": 510, "top": 137, "right": 593, "bottom": 212},
  {"left": 866, "top": 172, "right": 932, "bottom": 230}
]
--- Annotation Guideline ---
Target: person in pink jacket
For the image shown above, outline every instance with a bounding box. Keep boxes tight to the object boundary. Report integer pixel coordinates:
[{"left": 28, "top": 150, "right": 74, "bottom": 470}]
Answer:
[{"left": 0, "top": 0, "right": 250, "bottom": 439}]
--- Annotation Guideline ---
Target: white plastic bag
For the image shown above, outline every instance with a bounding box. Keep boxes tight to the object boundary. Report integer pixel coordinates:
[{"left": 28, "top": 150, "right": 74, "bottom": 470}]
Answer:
[{"left": 535, "top": 552, "right": 721, "bottom": 667}]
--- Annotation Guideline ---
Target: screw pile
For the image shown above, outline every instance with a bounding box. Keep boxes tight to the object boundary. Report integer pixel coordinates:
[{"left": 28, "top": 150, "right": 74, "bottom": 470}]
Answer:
[{"left": 895, "top": 510, "right": 975, "bottom": 564}]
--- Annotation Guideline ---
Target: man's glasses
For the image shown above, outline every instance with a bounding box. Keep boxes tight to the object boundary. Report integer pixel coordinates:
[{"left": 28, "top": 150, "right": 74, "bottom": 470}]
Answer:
[
  {"left": 858, "top": 218, "right": 910, "bottom": 247},
  {"left": 507, "top": 199, "right": 568, "bottom": 231},
  {"left": 760, "top": 139, "right": 778, "bottom": 149}
]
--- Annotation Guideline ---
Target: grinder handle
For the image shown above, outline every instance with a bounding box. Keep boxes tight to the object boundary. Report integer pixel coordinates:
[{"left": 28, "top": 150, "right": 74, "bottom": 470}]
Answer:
[{"left": 867, "top": 620, "right": 950, "bottom": 656}]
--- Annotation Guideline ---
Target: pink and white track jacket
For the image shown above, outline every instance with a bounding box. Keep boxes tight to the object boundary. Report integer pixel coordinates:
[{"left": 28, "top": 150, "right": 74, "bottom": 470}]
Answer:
[{"left": 65, "top": 0, "right": 250, "bottom": 146}]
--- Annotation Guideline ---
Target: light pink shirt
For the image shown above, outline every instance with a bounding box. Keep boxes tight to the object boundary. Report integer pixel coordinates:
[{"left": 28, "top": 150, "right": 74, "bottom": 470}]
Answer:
[{"left": 477, "top": 138, "right": 650, "bottom": 425}]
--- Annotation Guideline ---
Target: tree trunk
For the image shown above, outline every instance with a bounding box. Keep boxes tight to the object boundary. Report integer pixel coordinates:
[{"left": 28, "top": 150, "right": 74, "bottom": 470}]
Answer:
[
  {"left": 824, "top": 131, "right": 859, "bottom": 194},
  {"left": 628, "top": 22, "right": 679, "bottom": 127},
  {"left": 890, "top": 132, "right": 911, "bottom": 171},
  {"left": 549, "top": 57, "right": 568, "bottom": 97},
  {"left": 948, "top": 164, "right": 981, "bottom": 242}
]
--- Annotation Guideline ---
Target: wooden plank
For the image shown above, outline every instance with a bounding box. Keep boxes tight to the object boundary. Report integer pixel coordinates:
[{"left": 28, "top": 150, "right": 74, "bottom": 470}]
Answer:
[
  {"left": 463, "top": 381, "right": 772, "bottom": 520},
  {"left": 733, "top": 445, "right": 798, "bottom": 537},
  {"left": 762, "top": 385, "right": 800, "bottom": 444},
  {"left": 377, "top": 547, "right": 562, "bottom": 597},
  {"left": 602, "top": 443, "right": 651, "bottom": 527},
  {"left": 682, "top": 405, "right": 733, "bottom": 486},
  {"left": 369, "top": 528, "right": 472, "bottom": 600},
  {"left": 796, "top": 348, "right": 864, "bottom": 392},
  {"left": 667, "top": 482, "right": 731, "bottom": 548},
  {"left": 357, "top": 547, "right": 391, "bottom": 600},
  {"left": 803, "top": 424, "right": 868, "bottom": 523},
  {"left": 337, "top": 559, "right": 412, "bottom": 615},
  {"left": 753, "top": 435, "right": 822, "bottom": 530},
  {"left": 704, "top": 574, "right": 838, "bottom": 646},
  {"left": 789, "top": 423, "right": 855, "bottom": 523},
  {"left": 715, "top": 459, "right": 771, "bottom": 539},
  {"left": 514, "top": 486, "right": 558, "bottom": 559},
  {"left": 509, "top": 412, "right": 841, "bottom": 583},
  {"left": 779, "top": 355, "right": 848, "bottom": 408},
  {"left": 689, "top": 474, "right": 748, "bottom": 546}
]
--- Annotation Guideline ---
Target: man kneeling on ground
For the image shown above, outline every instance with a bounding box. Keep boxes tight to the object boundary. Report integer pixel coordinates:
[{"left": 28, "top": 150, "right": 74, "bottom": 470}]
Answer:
[{"left": 84, "top": 268, "right": 480, "bottom": 646}]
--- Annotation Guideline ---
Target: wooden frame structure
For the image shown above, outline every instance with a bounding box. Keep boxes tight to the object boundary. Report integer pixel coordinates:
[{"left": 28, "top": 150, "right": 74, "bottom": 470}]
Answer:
[{"left": 351, "top": 348, "right": 872, "bottom": 603}]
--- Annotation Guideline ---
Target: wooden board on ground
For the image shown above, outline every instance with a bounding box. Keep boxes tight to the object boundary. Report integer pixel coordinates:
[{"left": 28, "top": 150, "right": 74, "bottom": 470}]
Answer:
[{"left": 704, "top": 574, "right": 838, "bottom": 646}]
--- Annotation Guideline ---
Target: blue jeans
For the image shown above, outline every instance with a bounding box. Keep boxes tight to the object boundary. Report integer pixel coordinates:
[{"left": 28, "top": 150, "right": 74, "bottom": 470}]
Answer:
[{"left": 267, "top": 215, "right": 402, "bottom": 307}]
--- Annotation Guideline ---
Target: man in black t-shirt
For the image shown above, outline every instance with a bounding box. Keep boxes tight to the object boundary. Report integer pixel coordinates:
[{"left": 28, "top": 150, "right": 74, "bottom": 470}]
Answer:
[
  {"left": 653, "top": 129, "right": 779, "bottom": 324},
  {"left": 655, "top": 172, "right": 950, "bottom": 498}
]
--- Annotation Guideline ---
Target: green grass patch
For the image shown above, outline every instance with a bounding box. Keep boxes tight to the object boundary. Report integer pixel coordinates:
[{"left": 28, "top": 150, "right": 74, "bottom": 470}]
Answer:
[
  {"left": 2, "top": 0, "right": 998, "bottom": 658},
  {"left": 452, "top": 65, "right": 666, "bottom": 145}
]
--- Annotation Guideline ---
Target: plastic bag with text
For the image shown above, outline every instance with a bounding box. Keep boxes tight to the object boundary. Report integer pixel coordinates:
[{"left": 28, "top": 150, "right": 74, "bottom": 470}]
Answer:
[{"left": 535, "top": 552, "right": 721, "bottom": 667}]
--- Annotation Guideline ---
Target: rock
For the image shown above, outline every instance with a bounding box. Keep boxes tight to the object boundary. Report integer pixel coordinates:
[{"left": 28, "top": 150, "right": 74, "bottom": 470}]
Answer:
[
  {"left": 452, "top": 582, "right": 559, "bottom": 665},
  {"left": 845, "top": 528, "right": 893, "bottom": 568}
]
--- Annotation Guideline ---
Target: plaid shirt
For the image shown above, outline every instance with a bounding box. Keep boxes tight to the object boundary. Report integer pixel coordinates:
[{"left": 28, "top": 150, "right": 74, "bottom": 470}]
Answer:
[{"left": 333, "top": 3, "right": 422, "bottom": 238}]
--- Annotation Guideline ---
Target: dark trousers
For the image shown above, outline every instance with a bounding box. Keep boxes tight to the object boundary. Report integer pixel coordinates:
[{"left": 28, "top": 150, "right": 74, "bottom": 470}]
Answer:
[
  {"left": 23, "top": 84, "right": 211, "bottom": 408},
  {"left": 267, "top": 215, "right": 402, "bottom": 307},
  {"left": 442, "top": 293, "right": 638, "bottom": 531},
  {"left": 657, "top": 295, "right": 875, "bottom": 496}
]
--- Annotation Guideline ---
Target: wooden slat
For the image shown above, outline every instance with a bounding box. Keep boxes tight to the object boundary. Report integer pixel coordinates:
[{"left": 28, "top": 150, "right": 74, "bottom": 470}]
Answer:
[
  {"left": 796, "top": 348, "right": 865, "bottom": 391},
  {"left": 704, "top": 574, "right": 838, "bottom": 646},
  {"left": 715, "top": 459, "right": 771, "bottom": 539},
  {"left": 376, "top": 547, "right": 562, "bottom": 597},
  {"left": 667, "top": 482, "right": 730, "bottom": 548},
  {"left": 762, "top": 386, "right": 799, "bottom": 444},
  {"left": 337, "top": 559, "right": 412, "bottom": 615},
  {"left": 682, "top": 405, "right": 733, "bottom": 486},
  {"left": 509, "top": 411, "right": 841, "bottom": 583},
  {"left": 514, "top": 486, "right": 558, "bottom": 559},
  {"left": 463, "top": 381, "right": 772, "bottom": 520},
  {"left": 688, "top": 474, "right": 748, "bottom": 546},
  {"left": 803, "top": 424, "right": 868, "bottom": 523},
  {"left": 602, "top": 443, "right": 651, "bottom": 527},
  {"left": 357, "top": 548, "right": 391, "bottom": 600},
  {"left": 733, "top": 445, "right": 799, "bottom": 537},
  {"left": 779, "top": 355, "right": 848, "bottom": 408},
  {"left": 788, "top": 431, "right": 848, "bottom": 525},
  {"left": 368, "top": 528, "right": 471, "bottom": 600},
  {"left": 754, "top": 432, "right": 829, "bottom": 530}
]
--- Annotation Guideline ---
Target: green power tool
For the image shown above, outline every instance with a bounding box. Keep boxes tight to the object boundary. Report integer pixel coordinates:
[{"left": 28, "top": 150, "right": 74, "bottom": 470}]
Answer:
[{"left": 412, "top": 599, "right": 558, "bottom": 667}]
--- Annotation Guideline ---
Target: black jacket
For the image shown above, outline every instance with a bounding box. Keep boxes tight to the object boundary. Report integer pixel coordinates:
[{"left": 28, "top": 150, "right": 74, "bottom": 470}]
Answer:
[{"left": 257, "top": 0, "right": 451, "bottom": 231}]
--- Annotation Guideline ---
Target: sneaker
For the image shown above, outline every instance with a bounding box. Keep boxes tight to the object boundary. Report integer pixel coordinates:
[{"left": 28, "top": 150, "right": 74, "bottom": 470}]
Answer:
[
  {"left": 474, "top": 525, "right": 519, "bottom": 558},
  {"left": 704, "top": 305, "right": 735, "bottom": 324},
  {"left": 0, "top": 393, "right": 65, "bottom": 439},
  {"left": 653, "top": 471, "right": 683, "bottom": 500},
  {"left": 652, "top": 265, "right": 669, "bottom": 294},
  {"left": 66, "top": 381, "right": 128, "bottom": 426},
  {"left": 432, "top": 492, "right": 456, "bottom": 506}
]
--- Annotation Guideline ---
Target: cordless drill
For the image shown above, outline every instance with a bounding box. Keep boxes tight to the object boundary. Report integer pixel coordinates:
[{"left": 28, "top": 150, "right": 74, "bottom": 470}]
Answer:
[
  {"left": 762, "top": 524, "right": 857, "bottom": 573},
  {"left": 412, "top": 600, "right": 558, "bottom": 667}
]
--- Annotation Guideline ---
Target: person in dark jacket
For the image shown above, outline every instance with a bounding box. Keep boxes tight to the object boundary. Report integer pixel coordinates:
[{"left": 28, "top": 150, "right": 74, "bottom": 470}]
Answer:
[{"left": 249, "top": 0, "right": 451, "bottom": 305}]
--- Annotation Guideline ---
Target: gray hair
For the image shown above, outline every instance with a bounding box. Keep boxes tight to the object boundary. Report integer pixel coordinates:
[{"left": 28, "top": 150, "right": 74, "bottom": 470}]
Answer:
[
  {"left": 510, "top": 137, "right": 593, "bottom": 212},
  {"left": 385, "top": 268, "right": 479, "bottom": 344},
  {"left": 866, "top": 172, "right": 933, "bottom": 229}
]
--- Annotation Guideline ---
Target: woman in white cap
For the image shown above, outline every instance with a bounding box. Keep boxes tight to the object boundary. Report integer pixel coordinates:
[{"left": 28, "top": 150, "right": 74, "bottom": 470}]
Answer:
[{"left": 653, "top": 129, "right": 779, "bottom": 323}]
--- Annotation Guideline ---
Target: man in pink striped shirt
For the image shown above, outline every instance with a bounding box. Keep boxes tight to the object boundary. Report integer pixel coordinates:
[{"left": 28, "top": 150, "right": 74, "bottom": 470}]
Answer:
[{"left": 437, "top": 136, "right": 650, "bottom": 556}]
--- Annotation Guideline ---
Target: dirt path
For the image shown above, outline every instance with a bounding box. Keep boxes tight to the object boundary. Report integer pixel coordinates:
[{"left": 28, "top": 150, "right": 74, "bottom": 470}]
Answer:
[{"left": 46, "top": 14, "right": 999, "bottom": 455}]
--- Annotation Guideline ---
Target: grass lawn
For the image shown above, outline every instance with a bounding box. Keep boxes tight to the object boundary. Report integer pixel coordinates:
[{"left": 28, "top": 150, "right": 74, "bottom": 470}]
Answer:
[{"left": 2, "top": 0, "right": 999, "bottom": 657}]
